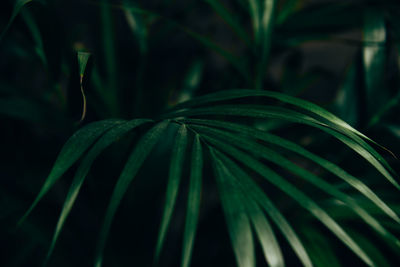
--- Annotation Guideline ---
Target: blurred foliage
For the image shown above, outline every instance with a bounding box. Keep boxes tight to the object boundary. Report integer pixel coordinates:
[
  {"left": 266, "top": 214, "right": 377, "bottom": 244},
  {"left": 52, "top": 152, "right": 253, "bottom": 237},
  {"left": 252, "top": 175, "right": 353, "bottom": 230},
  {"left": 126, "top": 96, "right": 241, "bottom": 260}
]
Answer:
[{"left": 1, "top": 0, "right": 400, "bottom": 266}]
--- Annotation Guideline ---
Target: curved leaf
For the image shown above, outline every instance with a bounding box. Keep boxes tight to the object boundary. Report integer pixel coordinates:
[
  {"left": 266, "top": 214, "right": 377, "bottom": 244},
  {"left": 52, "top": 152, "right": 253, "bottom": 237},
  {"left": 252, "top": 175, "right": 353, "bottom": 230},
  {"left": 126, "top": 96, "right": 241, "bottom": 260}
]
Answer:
[
  {"left": 363, "top": 8, "right": 386, "bottom": 117},
  {"left": 210, "top": 148, "right": 255, "bottom": 267},
  {"left": 184, "top": 118, "right": 400, "bottom": 224},
  {"left": 169, "top": 89, "right": 393, "bottom": 158},
  {"left": 95, "top": 120, "right": 169, "bottom": 267},
  {"left": 167, "top": 104, "right": 400, "bottom": 190},
  {"left": 155, "top": 124, "right": 188, "bottom": 263},
  {"left": 181, "top": 134, "right": 203, "bottom": 267},
  {"left": 213, "top": 150, "right": 284, "bottom": 267},
  {"left": 44, "top": 119, "right": 152, "bottom": 266},
  {"left": 192, "top": 124, "right": 400, "bottom": 249},
  {"left": 300, "top": 226, "right": 341, "bottom": 267},
  {"left": 18, "top": 119, "right": 125, "bottom": 226},
  {"left": 201, "top": 134, "right": 374, "bottom": 266},
  {"left": 217, "top": 148, "right": 313, "bottom": 267},
  {"left": 255, "top": 0, "right": 277, "bottom": 89}
]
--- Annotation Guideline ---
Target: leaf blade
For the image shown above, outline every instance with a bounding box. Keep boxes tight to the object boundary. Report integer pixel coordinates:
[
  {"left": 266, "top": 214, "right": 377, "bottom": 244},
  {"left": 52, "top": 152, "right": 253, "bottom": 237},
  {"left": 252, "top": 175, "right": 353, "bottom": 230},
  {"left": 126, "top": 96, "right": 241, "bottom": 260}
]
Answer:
[
  {"left": 168, "top": 104, "right": 400, "bottom": 190},
  {"left": 210, "top": 149, "right": 255, "bottom": 267},
  {"left": 202, "top": 134, "right": 374, "bottom": 266},
  {"left": 255, "top": 0, "right": 277, "bottom": 89},
  {"left": 214, "top": 151, "right": 284, "bottom": 267},
  {"left": 193, "top": 124, "right": 400, "bottom": 249},
  {"left": 181, "top": 134, "right": 203, "bottom": 267},
  {"left": 363, "top": 8, "right": 386, "bottom": 118},
  {"left": 44, "top": 119, "right": 152, "bottom": 266},
  {"left": 18, "top": 119, "right": 125, "bottom": 226},
  {"left": 155, "top": 124, "right": 188, "bottom": 263},
  {"left": 184, "top": 118, "right": 400, "bottom": 224},
  {"left": 95, "top": 120, "right": 170, "bottom": 267},
  {"left": 218, "top": 152, "right": 313, "bottom": 267}
]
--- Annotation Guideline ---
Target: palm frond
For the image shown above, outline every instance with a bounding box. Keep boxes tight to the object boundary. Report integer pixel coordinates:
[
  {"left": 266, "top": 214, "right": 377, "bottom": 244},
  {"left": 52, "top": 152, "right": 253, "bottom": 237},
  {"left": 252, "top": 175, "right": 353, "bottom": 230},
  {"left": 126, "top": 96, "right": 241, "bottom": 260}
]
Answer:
[{"left": 19, "top": 90, "right": 400, "bottom": 267}]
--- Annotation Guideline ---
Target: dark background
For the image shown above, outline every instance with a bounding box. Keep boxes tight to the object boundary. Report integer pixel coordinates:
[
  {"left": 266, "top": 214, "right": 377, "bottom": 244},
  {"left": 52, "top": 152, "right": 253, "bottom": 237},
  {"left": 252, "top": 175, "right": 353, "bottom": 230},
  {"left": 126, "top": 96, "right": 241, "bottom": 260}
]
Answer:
[{"left": 1, "top": 0, "right": 400, "bottom": 266}]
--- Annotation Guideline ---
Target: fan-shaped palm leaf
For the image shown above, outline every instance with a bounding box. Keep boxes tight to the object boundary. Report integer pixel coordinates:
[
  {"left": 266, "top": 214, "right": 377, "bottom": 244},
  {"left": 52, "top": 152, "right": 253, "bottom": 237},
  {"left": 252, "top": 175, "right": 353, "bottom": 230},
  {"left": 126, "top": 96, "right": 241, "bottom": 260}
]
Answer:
[{"left": 18, "top": 90, "right": 400, "bottom": 267}]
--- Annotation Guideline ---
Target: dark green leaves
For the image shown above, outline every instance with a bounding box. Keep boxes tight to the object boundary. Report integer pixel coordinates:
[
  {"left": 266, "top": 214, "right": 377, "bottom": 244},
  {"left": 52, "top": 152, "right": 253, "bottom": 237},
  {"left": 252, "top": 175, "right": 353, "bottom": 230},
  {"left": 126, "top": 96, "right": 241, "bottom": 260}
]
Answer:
[
  {"left": 213, "top": 150, "right": 285, "bottom": 267},
  {"left": 245, "top": 0, "right": 278, "bottom": 88},
  {"left": 44, "top": 119, "right": 152, "bottom": 265},
  {"left": 192, "top": 124, "right": 400, "bottom": 250},
  {"left": 218, "top": 152, "right": 310, "bottom": 267},
  {"left": 95, "top": 120, "right": 169, "bottom": 267},
  {"left": 0, "top": 0, "right": 44, "bottom": 41},
  {"left": 181, "top": 135, "right": 203, "bottom": 267},
  {"left": 183, "top": 119, "right": 400, "bottom": 224},
  {"left": 7, "top": 0, "right": 400, "bottom": 265},
  {"left": 166, "top": 89, "right": 398, "bottom": 189},
  {"left": 21, "top": 91, "right": 400, "bottom": 267},
  {"left": 211, "top": 149, "right": 255, "bottom": 267},
  {"left": 203, "top": 134, "right": 373, "bottom": 266},
  {"left": 363, "top": 8, "right": 386, "bottom": 118},
  {"left": 255, "top": 0, "right": 277, "bottom": 89},
  {"left": 155, "top": 125, "right": 188, "bottom": 263},
  {"left": 18, "top": 119, "right": 125, "bottom": 226}
]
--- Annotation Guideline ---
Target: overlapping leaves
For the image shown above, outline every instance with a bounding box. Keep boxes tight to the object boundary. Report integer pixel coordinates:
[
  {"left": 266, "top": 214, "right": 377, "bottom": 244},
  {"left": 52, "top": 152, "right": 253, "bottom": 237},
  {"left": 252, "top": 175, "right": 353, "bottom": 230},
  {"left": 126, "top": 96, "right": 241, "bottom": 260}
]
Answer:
[{"left": 18, "top": 89, "right": 400, "bottom": 267}]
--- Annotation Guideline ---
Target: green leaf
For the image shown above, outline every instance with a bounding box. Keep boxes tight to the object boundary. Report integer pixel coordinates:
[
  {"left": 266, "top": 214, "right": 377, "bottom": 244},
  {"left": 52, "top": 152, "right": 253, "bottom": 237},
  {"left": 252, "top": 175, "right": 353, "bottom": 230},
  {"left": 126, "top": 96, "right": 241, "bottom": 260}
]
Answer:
[
  {"left": 255, "top": 0, "right": 277, "bottom": 89},
  {"left": 175, "top": 60, "right": 204, "bottom": 104},
  {"left": 168, "top": 89, "right": 372, "bottom": 143},
  {"left": 0, "top": 0, "right": 44, "bottom": 41},
  {"left": 347, "top": 230, "right": 391, "bottom": 267},
  {"left": 363, "top": 8, "right": 386, "bottom": 118},
  {"left": 387, "top": 125, "right": 400, "bottom": 139},
  {"left": 204, "top": 0, "right": 251, "bottom": 46},
  {"left": 95, "top": 120, "right": 169, "bottom": 267},
  {"left": 44, "top": 119, "right": 152, "bottom": 266},
  {"left": 155, "top": 124, "right": 188, "bottom": 263},
  {"left": 77, "top": 52, "right": 91, "bottom": 77},
  {"left": 335, "top": 63, "right": 359, "bottom": 126},
  {"left": 248, "top": 0, "right": 260, "bottom": 43},
  {"left": 300, "top": 226, "right": 341, "bottom": 267},
  {"left": 170, "top": 104, "right": 363, "bottom": 159},
  {"left": 242, "top": 194, "right": 284, "bottom": 267},
  {"left": 218, "top": 151, "right": 285, "bottom": 267},
  {"left": 183, "top": 119, "right": 400, "bottom": 224},
  {"left": 201, "top": 134, "right": 374, "bottom": 266},
  {"left": 368, "top": 91, "right": 400, "bottom": 128},
  {"left": 210, "top": 149, "right": 255, "bottom": 267},
  {"left": 181, "top": 134, "right": 203, "bottom": 267},
  {"left": 167, "top": 92, "right": 398, "bottom": 188},
  {"left": 192, "top": 124, "right": 400, "bottom": 248},
  {"left": 214, "top": 146, "right": 286, "bottom": 267},
  {"left": 17, "top": 119, "right": 124, "bottom": 226},
  {"left": 217, "top": 150, "right": 312, "bottom": 267},
  {"left": 123, "top": 0, "right": 147, "bottom": 56},
  {"left": 77, "top": 52, "right": 91, "bottom": 122}
]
